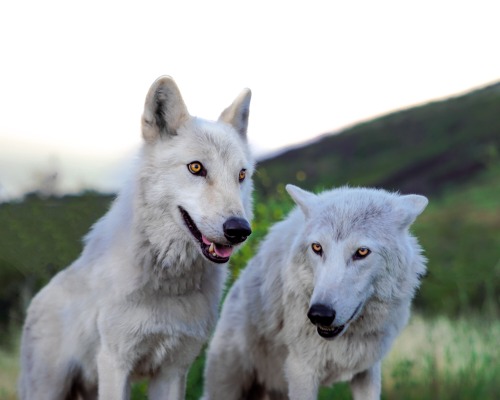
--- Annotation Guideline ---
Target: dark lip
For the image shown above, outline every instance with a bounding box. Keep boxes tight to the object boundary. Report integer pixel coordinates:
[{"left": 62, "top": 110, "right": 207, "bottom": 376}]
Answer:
[
  {"left": 317, "top": 324, "right": 345, "bottom": 339},
  {"left": 315, "top": 302, "right": 363, "bottom": 340},
  {"left": 178, "top": 206, "right": 230, "bottom": 264}
]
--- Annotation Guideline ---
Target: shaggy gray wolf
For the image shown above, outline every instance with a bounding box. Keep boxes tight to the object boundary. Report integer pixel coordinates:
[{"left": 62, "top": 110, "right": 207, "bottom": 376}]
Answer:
[
  {"left": 18, "top": 76, "right": 254, "bottom": 400},
  {"left": 203, "top": 184, "right": 428, "bottom": 400}
]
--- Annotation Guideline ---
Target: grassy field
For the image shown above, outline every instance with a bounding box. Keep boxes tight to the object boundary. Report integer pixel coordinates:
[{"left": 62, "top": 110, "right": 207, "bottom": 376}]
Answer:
[
  {"left": 0, "top": 336, "right": 19, "bottom": 400},
  {"left": 1, "top": 314, "right": 498, "bottom": 399},
  {"left": 377, "top": 315, "right": 499, "bottom": 399}
]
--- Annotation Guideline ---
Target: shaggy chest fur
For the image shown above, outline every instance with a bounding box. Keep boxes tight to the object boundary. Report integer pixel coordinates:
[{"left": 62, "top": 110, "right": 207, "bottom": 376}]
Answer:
[
  {"left": 251, "top": 297, "right": 391, "bottom": 391},
  {"left": 299, "top": 326, "right": 387, "bottom": 386}
]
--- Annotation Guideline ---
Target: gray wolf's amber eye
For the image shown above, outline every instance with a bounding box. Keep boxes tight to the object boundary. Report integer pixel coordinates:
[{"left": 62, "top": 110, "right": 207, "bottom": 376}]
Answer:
[
  {"left": 353, "top": 247, "right": 371, "bottom": 260},
  {"left": 311, "top": 242, "right": 323, "bottom": 255},
  {"left": 187, "top": 161, "right": 206, "bottom": 176},
  {"left": 239, "top": 169, "right": 246, "bottom": 182}
]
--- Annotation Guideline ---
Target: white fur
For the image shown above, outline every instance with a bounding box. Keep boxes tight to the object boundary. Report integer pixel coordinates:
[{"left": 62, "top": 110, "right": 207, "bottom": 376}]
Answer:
[
  {"left": 18, "top": 76, "right": 254, "bottom": 400},
  {"left": 203, "top": 185, "right": 428, "bottom": 400}
]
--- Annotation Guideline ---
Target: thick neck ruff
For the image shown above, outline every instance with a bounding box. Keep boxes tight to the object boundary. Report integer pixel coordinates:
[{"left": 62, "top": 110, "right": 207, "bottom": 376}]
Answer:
[{"left": 135, "top": 235, "right": 214, "bottom": 295}]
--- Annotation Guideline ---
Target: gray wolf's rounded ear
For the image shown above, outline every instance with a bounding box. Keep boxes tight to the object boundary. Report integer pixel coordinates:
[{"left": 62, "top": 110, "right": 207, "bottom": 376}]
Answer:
[
  {"left": 285, "top": 184, "right": 317, "bottom": 218},
  {"left": 218, "top": 88, "right": 252, "bottom": 140},
  {"left": 395, "top": 194, "right": 428, "bottom": 228},
  {"left": 141, "top": 76, "right": 190, "bottom": 143}
]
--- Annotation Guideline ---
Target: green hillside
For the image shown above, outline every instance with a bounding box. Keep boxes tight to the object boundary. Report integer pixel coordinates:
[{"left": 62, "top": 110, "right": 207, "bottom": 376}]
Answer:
[{"left": 256, "top": 82, "right": 500, "bottom": 197}]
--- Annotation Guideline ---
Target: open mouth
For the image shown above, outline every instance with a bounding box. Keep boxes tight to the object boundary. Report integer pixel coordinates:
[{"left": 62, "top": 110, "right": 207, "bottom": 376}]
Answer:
[
  {"left": 316, "top": 324, "right": 345, "bottom": 339},
  {"left": 179, "top": 206, "right": 234, "bottom": 264},
  {"left": 315, "top": 302, "right": 363, "bottom": 340}
]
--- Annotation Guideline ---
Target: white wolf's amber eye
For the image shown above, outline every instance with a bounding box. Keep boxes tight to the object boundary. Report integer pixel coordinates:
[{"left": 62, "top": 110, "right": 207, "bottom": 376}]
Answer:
[
  {"left": 311, "top": 242, "right": 323, "bottom": 255},
  {"left": 239, "top": 169, "right": 246, "bottom": 182},
  {"left": 353, "top": 247, "right": 371, "bottom": 260},
  {"left": 187, "top": 161, "right": 206, "bottom": 176}
]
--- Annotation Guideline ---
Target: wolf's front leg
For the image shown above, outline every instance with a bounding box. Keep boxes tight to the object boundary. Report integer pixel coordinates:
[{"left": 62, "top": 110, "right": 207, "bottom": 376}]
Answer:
[
  {"left": 349, "top": 362, "right": 381, "bottom": 400},
  {"left": 97, "top": 348, "right": 131, "bottom": 400},
  {"left": 148, "top": 365, "right": 188, "bottom": 400},
  {"left": 284, "top": 352, "right": 318, "bottom": 400}
]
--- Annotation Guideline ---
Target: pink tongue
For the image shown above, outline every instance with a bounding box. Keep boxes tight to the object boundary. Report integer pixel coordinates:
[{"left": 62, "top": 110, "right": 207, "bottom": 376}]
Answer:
[
  {"left": 214, "top": 244, "right": 233, "bottom": 258},
  {"left": 201, "top": 235, "right": 233, "bottom": 258}
]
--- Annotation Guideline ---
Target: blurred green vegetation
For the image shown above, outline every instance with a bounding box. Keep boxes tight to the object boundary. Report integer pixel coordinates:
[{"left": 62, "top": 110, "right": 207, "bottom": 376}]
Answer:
[
  {"left": 0, "top": 191, "right": 114, "bottom": 337},
  {"left": 1, "top": 82, "right": 499, "bottom": 398}
]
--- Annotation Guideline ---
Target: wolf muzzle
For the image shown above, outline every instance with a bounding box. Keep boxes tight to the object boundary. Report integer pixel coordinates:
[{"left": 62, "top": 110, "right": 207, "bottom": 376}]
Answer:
[
  {"left": 223, "top": 217, "right": 252, "bottom": 244},
  {"left": 307, "top": 304, "right": 336, "bottom": 326},
  {"left": 307, "top": 303, "right": 345, "bottom": 339}
]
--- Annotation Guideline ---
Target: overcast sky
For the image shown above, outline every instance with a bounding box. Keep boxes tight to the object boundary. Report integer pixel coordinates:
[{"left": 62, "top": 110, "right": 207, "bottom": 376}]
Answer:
[{"left": 1, "top": 0, "right": 499, "bottom": 199}]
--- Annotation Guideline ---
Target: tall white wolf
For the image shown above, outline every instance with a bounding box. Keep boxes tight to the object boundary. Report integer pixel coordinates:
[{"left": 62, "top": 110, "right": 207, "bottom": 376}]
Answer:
[
  {"left": 203, "top": 185, "right": 428, "bottom": 400},
  {"left": 19, "top": 76, "right": 255, "bottom": 400}
]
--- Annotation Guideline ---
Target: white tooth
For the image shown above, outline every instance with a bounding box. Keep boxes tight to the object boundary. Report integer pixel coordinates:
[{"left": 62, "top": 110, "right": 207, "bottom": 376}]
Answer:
[{"left": 209, "top": 243, "right": 215, "bottom": 254}]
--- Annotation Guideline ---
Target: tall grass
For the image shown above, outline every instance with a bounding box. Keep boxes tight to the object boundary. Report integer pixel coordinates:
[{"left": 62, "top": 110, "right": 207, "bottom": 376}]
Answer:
[
  {"left": 2, "top": 315, "right": 498, "bottom": 399},
  {"left": 381, "top": 314, "right": 499, "bottom": 399},
  {"left": 0, "top": 335, "right": 19, "bottom": 400}
]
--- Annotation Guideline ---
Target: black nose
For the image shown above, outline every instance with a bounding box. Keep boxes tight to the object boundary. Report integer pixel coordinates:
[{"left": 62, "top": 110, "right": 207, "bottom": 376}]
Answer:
[
  {"left": 307, "top": 304, "right": 336, "bottom": 326},
  {"left": 223, "top": 217, "right": 252, "bottom": 244}
]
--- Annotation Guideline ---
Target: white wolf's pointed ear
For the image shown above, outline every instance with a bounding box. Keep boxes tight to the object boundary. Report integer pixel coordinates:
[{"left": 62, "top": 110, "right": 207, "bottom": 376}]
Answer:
[
  {"left": 218, "top": 88, "right": 252, "bottom": 140},
  {"left": 141, "top": 76, "right": 190, "bottom": 143},
  {"left": 286, "top": 184, "right": 317, "bottom": 218},
  {"left": 395, "top": 194, "right": 428, "bottom": 228}
]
